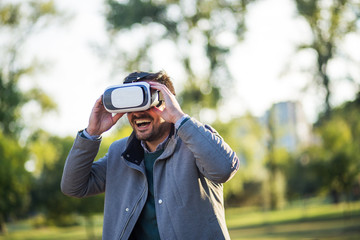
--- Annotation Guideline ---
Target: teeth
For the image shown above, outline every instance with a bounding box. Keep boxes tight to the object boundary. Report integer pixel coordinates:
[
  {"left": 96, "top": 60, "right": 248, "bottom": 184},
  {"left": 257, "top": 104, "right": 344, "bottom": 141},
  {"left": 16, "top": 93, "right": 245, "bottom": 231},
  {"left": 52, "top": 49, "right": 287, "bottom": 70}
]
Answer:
[{"left": 135, "top": 120, "right": 151, "bottom": 124}]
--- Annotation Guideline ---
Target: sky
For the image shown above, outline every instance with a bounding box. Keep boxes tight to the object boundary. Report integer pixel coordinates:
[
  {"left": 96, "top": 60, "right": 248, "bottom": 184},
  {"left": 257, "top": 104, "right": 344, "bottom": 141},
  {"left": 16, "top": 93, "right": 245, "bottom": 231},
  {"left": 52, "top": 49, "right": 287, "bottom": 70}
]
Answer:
[{"left": 21, "top": 0, "right": 359, "bottom": 137}]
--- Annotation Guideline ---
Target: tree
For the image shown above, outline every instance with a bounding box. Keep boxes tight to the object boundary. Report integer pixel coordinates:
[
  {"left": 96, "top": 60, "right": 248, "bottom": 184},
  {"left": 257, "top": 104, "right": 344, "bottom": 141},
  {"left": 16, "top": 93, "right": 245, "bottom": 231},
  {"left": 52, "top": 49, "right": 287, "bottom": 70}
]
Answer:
[
  {"left": 213, "top": 114, "right": 268, "bottom": 206},
  {"left": 0, "top": 0, "right": 62, "bottom": 233},
  {"left": 0, "top": 0, "right": 59, "bottom": 136},
  {"left": 0, "top": 132, "right": 30, "bottom": 233},
  {"left": 263, "top": 107, "right": 292, "bottom": 210},
  {"left": 30, "top": 132, "right": 105, "bottom": 228},
  {"left": 318, "top": 97, "right": 360, "bottom": 202},
  {"left": 294, "top": 0, "right": 360, "bottom": 117},
  {"left": 285, "top": 149, "right": 322, "bottom": 200},
  {"left": 103, "top": 0, "right": 255, "bottom": 117},
  {"left": 29, "top": 126, "right": 133, "bottom": 234},
  {"left": 296, "top": 97, "right": 360, "bottom": 203},
  {"left": 30, "top": 132, "right": 78, "bottom": 225}
]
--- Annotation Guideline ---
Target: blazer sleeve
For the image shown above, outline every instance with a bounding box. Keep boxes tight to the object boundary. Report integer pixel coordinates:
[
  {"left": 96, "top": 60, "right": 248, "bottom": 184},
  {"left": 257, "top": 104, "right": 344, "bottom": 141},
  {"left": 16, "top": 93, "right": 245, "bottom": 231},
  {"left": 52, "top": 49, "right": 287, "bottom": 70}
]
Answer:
[
  {"left": 177, "top": 117, "right": 240, "bottom": 183},
  {"left": 61, "top": 132, "right": 107, "bottom": 198}
]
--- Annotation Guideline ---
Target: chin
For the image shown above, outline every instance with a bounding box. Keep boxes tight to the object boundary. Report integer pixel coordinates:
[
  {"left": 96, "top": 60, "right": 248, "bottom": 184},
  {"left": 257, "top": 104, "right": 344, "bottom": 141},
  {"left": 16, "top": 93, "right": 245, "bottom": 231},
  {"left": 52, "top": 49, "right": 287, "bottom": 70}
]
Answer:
[{"left": 134, "top": 131, "right": 152, "bottom": 141}]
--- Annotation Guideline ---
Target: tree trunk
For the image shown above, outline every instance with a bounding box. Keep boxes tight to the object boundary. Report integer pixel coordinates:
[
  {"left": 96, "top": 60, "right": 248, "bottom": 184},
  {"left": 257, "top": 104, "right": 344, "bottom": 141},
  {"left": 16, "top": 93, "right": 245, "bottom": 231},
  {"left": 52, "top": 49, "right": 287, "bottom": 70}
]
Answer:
[{"left": 0, "top": 217, "right": 7, "bottom": 235}]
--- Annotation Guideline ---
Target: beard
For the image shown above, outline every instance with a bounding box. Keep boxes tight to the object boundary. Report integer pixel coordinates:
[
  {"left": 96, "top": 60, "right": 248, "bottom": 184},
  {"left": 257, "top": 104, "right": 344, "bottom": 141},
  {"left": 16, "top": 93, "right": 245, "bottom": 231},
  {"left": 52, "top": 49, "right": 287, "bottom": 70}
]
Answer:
[
  {"left": 134, "top": 122, "right": 171, "bottom": 142},
  {"left": 130, "top": 112, "right": 172, "bottom": 142}
]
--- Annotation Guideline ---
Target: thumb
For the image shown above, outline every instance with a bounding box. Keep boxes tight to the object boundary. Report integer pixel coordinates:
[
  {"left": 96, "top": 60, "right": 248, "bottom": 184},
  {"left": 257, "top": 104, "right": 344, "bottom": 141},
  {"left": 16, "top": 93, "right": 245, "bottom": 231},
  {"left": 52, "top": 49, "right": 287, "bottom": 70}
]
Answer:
[
  {"left": 150, "top": 107, "right": 177, "bottom": 123},
  {"left": 112, "top": 113, "right": 124, "bottom": 124},
  {"left": 150, "top": 106, "right": 164, "bottom": 117}
]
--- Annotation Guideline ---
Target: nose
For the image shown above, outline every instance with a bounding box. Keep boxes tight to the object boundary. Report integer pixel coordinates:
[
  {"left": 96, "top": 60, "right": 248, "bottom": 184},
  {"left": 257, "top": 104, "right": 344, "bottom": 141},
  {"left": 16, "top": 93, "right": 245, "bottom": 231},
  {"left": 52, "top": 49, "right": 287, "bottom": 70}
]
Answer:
[{"left": 128, "top": 109, "right": 151, "bottom": 117}]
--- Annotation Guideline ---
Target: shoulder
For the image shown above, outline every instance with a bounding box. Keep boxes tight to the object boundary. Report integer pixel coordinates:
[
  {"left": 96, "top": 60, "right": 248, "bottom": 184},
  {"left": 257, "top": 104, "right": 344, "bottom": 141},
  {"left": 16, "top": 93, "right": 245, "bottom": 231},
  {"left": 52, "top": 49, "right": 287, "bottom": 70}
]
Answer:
[{"left": 179, "top": 117, "right": 222, "bottom": 138}]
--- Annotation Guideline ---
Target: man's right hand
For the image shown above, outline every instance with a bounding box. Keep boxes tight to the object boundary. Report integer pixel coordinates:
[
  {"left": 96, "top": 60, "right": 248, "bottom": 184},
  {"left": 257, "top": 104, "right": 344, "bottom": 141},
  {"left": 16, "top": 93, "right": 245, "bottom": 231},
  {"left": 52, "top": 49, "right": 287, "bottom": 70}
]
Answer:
[{"left": 86, "top": 96, "right": 124, "bottom": 136}]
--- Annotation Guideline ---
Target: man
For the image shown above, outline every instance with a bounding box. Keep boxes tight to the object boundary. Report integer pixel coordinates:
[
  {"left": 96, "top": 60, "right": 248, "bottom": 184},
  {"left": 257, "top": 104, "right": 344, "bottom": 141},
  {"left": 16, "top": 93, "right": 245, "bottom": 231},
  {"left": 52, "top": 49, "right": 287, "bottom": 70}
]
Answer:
[{"left": 61, "top": 71, "right": 239, "bottom": 240}]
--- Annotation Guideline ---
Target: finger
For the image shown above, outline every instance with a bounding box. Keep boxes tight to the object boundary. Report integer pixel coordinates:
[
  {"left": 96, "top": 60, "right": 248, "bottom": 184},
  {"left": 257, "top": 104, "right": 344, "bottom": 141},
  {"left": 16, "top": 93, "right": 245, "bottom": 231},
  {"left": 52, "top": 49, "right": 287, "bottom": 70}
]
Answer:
[
  {"left": 149, "top": 82, "right": 173, "bottom": 103},
  {"left": 149, "top": 82, "right": 170, "bottom": 94},
  {"left": 112, "top": 112, "right": 124, "bottom": 123},
  {"left": 96, "top": 95, "right": 103, "bottom": 104},
  {"left": 150, "top": 107, "right": 170, "bottom": 122},
  {"left": 150, "top": 106, "right": 163, "bottom": 116},
  {"left": 93, "top": 96, "right": 103, "bottom": 109},
  {"left": 96, "top": 96, "right": 109, "bottom": 113},
  {"left": 99, "top": 95, "right": 104, "bottom": 105}
]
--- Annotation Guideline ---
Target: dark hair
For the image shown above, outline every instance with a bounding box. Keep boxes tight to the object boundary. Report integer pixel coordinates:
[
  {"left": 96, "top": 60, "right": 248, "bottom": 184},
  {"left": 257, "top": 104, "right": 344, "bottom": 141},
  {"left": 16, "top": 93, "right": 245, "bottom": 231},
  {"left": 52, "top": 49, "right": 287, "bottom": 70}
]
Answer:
[{"left": 123, "top": 70, "right": 176, "bottom": 95}]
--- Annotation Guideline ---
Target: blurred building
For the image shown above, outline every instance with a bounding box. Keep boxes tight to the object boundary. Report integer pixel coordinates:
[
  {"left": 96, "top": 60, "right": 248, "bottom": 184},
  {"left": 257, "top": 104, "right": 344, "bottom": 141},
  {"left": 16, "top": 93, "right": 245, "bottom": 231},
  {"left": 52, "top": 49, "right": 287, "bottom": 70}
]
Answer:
[{"left": 261, "top": 101, "right": 312, "bottom": 153}]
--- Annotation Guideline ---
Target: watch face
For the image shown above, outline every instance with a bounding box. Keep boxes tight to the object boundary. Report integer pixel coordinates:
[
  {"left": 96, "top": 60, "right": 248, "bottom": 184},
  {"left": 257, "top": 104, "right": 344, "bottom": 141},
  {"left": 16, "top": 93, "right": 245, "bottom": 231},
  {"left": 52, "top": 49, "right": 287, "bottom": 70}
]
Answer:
[{"left": 103, "top": 82, "right": 151, "bottom": 113}]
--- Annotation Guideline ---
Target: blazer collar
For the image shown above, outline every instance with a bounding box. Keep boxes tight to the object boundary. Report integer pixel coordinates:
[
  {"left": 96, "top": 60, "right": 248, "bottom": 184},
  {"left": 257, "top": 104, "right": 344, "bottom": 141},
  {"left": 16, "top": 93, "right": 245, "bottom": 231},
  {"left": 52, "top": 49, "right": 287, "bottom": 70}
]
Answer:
[{"left": 122, "top": 126, "right": 176, "bottom": 165}]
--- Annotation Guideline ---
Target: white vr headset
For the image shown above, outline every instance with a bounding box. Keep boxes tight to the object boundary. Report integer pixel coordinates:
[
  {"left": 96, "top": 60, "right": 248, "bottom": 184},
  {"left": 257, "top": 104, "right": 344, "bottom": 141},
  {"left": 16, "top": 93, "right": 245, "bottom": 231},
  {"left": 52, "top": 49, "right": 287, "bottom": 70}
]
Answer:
[{"left": 103, "top": 82, "right": 162, "bottom": 113}]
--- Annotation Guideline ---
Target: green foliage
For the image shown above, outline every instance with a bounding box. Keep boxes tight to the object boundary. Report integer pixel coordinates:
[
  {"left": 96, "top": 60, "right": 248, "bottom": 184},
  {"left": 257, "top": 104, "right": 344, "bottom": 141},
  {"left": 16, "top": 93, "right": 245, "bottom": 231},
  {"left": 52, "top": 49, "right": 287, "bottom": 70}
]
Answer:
[
  {"left": 30, "top": 131, "right": 106, "bottom": 226},
  {"left": 286, "top": 149, "right": 322, "bottom": 199},
  {"left": 30, "top": 132, "right": 77, "bottom": 224},
  {"left": 320, "top": 98, "right": 360, "bottom": 196},
  {"left": 0, "top": 0, "right": 60, "bottom": 136},
  {"left": 0, "top": 72, "right": 25, "bottom": 135},
  {"left": 103, "top": 0, "right": 255, "bottom": 116},
  {"left": 106, "top": 0, "right": 166, "bottom": 30},
  {"left": 0, "top": 0, "right": 60, "bottom": 28},
  {"left": 319, "top": 116, "right": 351, "bottom": 154},
  {"left": 294, "top": 0, "right": 360, "bottom": 116},
  {"left": 287, "top": 97, "right": 360, "bottom": 202},
  {"left": 0, "top": 2, "right": 20, "bottom": 26},
  {"left": 0, "top": 0, "right": 63, "bottom": 232},
  {"left": 0, "top": 131, "right": 31, "bottom": 232},
  {"left": 28, "top": 124, "right": 134, "bottom": 226},
  {"left": 213, "top": 114, "right": 269, "bottom": 206}
]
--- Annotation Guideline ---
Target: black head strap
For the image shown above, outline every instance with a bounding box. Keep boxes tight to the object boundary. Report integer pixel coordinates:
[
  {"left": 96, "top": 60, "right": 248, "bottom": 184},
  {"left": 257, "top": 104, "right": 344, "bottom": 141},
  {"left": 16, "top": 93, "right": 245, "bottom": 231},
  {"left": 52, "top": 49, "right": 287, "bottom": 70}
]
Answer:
[{"left": 124, "top": 72, "right": 153, "bottom": 84}]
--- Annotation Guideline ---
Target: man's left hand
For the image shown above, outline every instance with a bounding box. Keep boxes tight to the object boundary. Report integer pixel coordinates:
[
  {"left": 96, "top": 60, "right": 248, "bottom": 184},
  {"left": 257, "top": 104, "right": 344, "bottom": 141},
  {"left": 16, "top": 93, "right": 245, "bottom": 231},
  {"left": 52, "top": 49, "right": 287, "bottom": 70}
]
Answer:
[{"left": 148, "top": 81, "right": 185, "bottom": 124}]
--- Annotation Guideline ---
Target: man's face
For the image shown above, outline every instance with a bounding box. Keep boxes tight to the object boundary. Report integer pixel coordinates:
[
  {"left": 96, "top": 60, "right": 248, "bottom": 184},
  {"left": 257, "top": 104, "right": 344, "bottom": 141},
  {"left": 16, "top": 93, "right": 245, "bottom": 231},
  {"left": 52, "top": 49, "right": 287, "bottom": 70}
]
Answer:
[{"left": 127, "top": 108, "right": 171, "bottom": 143}]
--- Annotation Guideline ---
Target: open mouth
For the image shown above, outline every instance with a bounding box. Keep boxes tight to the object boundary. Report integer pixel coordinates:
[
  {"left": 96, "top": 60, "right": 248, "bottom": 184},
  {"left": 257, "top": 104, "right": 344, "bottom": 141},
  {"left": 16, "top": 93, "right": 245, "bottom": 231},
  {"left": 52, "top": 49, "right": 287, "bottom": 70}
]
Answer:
[{"left": 135, "top": 119, "right": 151, "bottom": 128}]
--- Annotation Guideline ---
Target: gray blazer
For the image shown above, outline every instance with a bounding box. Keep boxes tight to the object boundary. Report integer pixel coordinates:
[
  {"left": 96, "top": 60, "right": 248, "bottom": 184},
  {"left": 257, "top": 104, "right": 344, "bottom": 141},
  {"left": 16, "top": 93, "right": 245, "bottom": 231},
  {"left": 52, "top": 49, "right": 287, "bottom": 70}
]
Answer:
[{"left": 61, "top": 117, "right": 239, "bottom": 240}]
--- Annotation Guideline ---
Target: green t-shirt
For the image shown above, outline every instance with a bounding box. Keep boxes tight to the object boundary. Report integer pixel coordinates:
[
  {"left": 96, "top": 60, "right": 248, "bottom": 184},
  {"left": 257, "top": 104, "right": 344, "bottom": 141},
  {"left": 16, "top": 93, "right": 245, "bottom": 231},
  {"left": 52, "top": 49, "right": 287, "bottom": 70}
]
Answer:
[{"left": 131, "top": 150, "right": 163, "bottom": 240}]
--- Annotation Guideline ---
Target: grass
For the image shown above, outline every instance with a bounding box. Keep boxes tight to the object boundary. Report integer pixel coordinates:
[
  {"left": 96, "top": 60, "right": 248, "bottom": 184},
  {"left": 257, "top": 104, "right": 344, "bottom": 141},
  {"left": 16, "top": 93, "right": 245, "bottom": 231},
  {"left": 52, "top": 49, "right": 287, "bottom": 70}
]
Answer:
[
  {"left": 1, "top": 201, "right": 359, "bottom": 239},
  {"left": 226, "top": 200, "right": 360, "bottom": 239},
  {"left": 1, "top": 216, "right": 103, "bottom": 240}
]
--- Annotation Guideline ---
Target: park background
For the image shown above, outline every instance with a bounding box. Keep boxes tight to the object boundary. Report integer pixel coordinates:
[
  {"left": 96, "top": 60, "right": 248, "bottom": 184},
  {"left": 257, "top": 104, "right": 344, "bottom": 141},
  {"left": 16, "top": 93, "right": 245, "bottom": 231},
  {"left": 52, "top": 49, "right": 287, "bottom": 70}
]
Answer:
[{"left": 1, "top": 0, "right": 360, "bottom": 239}]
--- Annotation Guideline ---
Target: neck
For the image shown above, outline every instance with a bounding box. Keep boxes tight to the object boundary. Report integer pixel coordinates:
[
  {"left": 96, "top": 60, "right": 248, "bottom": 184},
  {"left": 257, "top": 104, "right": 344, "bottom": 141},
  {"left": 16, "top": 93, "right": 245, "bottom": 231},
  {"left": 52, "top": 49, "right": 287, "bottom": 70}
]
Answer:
[{"left": 145, "top": 128, "right": 171, "bottom": 152}]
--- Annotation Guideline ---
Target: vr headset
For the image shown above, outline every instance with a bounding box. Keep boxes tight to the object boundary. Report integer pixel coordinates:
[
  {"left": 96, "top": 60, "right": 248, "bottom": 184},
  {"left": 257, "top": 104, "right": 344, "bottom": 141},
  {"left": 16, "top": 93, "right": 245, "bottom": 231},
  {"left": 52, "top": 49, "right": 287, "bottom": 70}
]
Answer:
[{"left": 103, "top": 72, "right": 163, "bottom": 113}]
